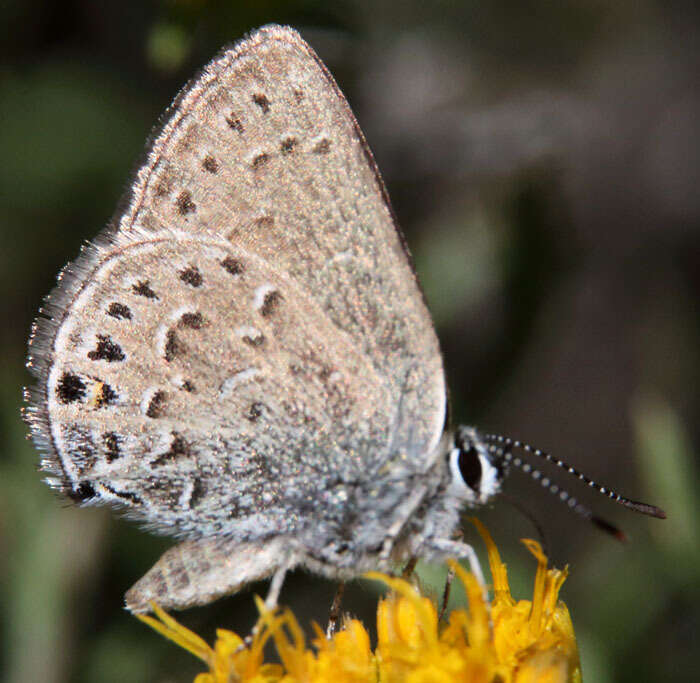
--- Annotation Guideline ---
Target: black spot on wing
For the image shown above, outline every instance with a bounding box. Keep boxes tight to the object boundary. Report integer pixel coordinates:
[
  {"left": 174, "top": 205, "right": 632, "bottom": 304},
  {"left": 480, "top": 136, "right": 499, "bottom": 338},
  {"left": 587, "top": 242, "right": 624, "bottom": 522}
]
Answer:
[
  {"left": 132, "top": 280, "right": 158, "bottom": 299},
  {"left": 179, "top": 265, "right": 202, "bottom": 287},
  {"left": 68, "top": 481, "right": 96, "bottom": 502},
  {"left": 242, "top": 332, "right": 265, "bottom": 347},
  {"left": 87, "top": 335, "right": 125, "bottom": 362},
  {"left": 252, "top": 153, "right": 269, "bottom": 169},
  {"left": 146, "top": 390, "right": 167, "bottom": 418},
  {"left": 176, "top": 190, "right": 196, "bottom": 215},
  {"left": 226, "top": 113, "right": 244, "bottom": 133},
  {"left": 180, "top": 312, "right": 204, "bottom": 329},
  {"left": 57, "top": 372, "right": 86, "bottom": 403},
  {"left": 151, "top": 432, "right": 191, "bottom": 466},
  {"left": 281, "top": 136, "right": 297, "bottom": 154},
  {"left": 221, "top": 256, "right": 244, "bottom": 275},
  {"left": 252, "top": 93, "right": 270, "bottom": 113},
  {"left": 164, "top": 330, "right": 185, "bottom": 362},
  {"left": 107, "top": 302, "right": 131, "bottom": 320},
  {"left": 103, "top": 431, "right": 122, "bottom": 462},
  {"left": 260, "top": 290, "right": 283, "bottom": 317},
  {"left": 313, "top": 138, "right": 331, "bottom": 154},
  {"left": 246, "top": 402, "right": 264, "bottom": 421},
  {"left": 202, "top": 155, "right": 219, "bottom": 173}
]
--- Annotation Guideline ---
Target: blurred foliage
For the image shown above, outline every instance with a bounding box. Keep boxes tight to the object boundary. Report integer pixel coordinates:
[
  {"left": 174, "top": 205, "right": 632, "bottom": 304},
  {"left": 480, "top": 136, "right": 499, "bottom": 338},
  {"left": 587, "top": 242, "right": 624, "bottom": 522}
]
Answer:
[{"left": 1, "top": 1, "right": 698, "bottom": 681}]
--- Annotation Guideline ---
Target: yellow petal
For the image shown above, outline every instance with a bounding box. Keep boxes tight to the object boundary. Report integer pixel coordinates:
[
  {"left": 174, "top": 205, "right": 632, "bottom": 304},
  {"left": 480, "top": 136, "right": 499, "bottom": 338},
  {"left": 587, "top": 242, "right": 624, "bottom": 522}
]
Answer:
[{"left": 135, "top": 602, "right": 213, "bottom": 664}]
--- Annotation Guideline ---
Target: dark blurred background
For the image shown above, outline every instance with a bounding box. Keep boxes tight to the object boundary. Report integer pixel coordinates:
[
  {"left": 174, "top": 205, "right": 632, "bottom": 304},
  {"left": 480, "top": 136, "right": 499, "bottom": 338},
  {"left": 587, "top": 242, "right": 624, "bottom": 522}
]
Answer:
[{"left": 2, "top": 1, "right": 698, "bottom": 681}]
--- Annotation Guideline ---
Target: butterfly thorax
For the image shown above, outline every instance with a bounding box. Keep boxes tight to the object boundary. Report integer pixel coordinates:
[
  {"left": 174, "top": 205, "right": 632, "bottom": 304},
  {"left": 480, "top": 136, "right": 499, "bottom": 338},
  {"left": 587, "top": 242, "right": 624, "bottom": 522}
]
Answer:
[{"left": 294, "top": 427, "right": 502, "bottom": 576}]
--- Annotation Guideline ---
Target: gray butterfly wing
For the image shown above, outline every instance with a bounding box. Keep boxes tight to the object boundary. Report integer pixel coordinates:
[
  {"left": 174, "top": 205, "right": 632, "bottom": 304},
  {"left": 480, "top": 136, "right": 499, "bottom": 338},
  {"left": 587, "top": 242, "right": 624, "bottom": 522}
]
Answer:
[{"left": 25, "top": 25, "right": 446, "bottom": 540}]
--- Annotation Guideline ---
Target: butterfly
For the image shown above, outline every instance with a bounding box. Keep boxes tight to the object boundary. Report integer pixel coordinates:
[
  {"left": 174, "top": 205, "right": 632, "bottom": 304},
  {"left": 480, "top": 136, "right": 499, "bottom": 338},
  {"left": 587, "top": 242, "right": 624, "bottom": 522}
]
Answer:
[{"left": 24, "top": 25, "right": 665, "bottom": 615}]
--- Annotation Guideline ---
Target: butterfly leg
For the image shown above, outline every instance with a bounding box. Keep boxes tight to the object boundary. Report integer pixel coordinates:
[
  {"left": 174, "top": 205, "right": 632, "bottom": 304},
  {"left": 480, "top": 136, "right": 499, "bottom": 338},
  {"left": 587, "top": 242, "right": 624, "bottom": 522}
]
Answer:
[
  {"left": 379, "top": 484, "right": 428, "bottom": 563},
  {"left": 264, "top": 560, "right": 291, "bottom": 610},
  {"left": 325, "top": 581, "right": 346, "bottom": 638},
  {"left": 235, "top": 554, "right": 296, "bottom": 652},
  {"left": 427, "top": 538, "right": 487, "bottom": 593},
  {"left": 402, "top": 556, "right": 418, "bottom": 579},
  {"left": 439, "top": 565, "right": 456, "bottom": 622}
]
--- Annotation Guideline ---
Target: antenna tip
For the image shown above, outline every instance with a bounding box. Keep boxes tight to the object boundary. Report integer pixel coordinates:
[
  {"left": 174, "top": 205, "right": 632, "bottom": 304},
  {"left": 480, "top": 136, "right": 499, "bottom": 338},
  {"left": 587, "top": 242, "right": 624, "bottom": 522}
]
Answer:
[
  {"left": 629, "top": 501, "right": 667, "bottom": 519},
  {"left": 613, "top": 529, "right": 629, "bottom": 543},
  {"left": 592, "top": 516, "right": 628, "bottom": 543},
  {"left": 650, "top": 505, "right": 667, "bottom": 519}
]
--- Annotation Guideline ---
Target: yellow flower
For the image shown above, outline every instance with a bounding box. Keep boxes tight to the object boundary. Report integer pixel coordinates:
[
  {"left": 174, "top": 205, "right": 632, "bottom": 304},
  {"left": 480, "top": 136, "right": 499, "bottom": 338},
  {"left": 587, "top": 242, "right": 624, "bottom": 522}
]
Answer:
[{"left": 137, "top": 523, "right": 581, "bottom": 682}]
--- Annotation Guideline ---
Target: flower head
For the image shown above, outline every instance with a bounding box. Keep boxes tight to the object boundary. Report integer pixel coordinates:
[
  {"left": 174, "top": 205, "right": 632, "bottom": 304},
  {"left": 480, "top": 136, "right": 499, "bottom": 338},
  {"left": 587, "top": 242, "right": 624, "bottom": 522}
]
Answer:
[{"left": 138, "top": 523, "right": 581, "bottom": 682}]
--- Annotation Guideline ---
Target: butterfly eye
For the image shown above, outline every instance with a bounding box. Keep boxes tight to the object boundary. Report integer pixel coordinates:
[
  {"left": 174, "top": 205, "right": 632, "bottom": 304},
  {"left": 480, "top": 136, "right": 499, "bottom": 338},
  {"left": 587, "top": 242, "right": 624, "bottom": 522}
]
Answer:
[
  {"left": 458, "top": 445, "right": 482, "bottom": 491},
  {"left": 448, "top": 428, "right": 503, "bottom": 504}
]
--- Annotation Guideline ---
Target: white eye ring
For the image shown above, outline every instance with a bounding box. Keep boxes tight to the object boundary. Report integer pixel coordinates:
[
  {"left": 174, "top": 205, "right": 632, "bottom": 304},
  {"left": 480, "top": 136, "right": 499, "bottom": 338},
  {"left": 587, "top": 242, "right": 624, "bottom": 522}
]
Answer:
[{"left": 448, "top": 444, "right": 501, "bottom": 505}]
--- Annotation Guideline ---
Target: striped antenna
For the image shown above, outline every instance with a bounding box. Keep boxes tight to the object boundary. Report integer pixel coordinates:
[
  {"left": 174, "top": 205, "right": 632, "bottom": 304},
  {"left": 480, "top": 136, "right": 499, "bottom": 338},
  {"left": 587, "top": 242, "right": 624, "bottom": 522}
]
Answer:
[{"left": 482, "top": 433, "right": 666, "bottom": 541}]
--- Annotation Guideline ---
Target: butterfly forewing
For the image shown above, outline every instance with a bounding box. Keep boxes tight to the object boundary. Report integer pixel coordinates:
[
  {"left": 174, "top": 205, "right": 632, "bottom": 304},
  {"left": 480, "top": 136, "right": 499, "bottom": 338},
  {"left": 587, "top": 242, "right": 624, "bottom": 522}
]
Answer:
[{"left": 25, "top": 26, "right": 446, "bottom": 539}]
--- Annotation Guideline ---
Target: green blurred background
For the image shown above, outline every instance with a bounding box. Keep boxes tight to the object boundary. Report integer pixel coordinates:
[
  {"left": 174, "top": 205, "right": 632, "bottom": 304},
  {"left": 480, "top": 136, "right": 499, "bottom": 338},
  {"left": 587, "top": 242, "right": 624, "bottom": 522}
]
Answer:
[{"left": 2, "top": 1, "right": 698, "bottom": 681}]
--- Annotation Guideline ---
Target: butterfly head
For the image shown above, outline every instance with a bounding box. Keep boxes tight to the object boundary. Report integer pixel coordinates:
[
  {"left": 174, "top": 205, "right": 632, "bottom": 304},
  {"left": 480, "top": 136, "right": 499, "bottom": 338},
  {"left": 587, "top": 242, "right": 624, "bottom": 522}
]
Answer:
[{"left": 447, "top": 426, "right": 666, "bottom": 540}]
